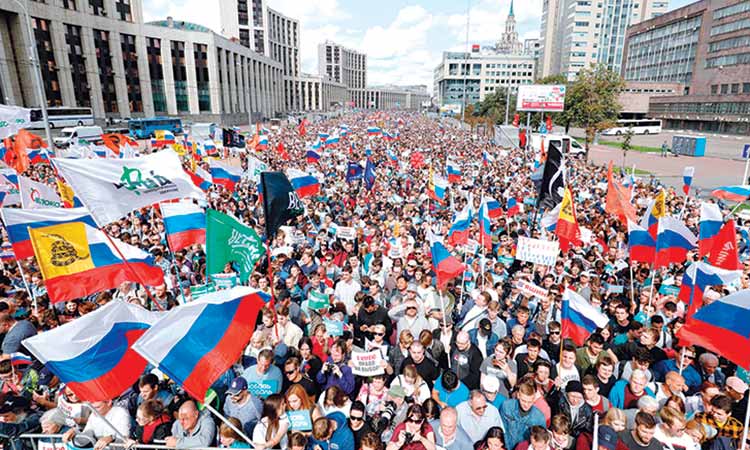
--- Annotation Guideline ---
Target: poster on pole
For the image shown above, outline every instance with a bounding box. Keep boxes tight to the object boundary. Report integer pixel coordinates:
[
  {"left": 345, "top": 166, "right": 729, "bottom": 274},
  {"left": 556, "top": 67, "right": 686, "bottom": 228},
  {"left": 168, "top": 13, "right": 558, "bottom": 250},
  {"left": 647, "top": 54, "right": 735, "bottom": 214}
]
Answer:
[
  {"left": 516, "top": 237, "right": 560, "bottom": 266},
  {"left": 516, "top": 85, "right": 566, "bottom": 112},
  {"left": 516, "top": 280, "right": 549, "bottom": 299},
  {"left": 351, "top": 350, "right": 385, "bottom": 377}
]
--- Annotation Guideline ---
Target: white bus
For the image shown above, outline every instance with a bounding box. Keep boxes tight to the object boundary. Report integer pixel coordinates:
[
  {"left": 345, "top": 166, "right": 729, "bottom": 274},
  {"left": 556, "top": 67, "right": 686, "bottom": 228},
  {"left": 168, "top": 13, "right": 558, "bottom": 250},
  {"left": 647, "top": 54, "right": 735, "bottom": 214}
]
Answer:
[
  {"left": 602, "top": 119, "right": 662, "bottom": 136},
  {"left": 26, "top": 107, "right": 94, "bottom": 129}
]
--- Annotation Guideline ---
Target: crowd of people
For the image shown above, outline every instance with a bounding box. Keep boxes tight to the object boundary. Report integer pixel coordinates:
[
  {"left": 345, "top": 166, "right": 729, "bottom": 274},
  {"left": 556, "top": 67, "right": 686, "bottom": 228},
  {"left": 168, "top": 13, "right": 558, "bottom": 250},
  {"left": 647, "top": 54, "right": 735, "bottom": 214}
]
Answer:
[{"left": 0, "top": 111, "right": 747, "bottom": 450}]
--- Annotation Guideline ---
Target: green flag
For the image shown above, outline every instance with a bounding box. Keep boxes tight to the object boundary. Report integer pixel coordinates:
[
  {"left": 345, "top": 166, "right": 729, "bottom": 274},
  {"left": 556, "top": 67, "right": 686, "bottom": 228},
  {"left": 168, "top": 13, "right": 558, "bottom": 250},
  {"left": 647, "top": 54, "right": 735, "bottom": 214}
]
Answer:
[{"left": 206, "top": 209, "right": 265, "bottom": 283}]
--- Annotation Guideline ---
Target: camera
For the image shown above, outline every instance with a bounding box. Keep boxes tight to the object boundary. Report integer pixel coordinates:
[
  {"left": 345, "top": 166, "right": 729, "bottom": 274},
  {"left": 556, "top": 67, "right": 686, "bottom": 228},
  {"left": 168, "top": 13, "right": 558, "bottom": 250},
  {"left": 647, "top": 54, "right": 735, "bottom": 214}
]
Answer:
[
  {"left": 404, "top": 395, "right": 415, "bottom": 404},
  {"left": 403, "top": 432, "right": 414, "bottom": 444},
  {"left": 374, "top": 400, "right": 397, "bottom": 433}
]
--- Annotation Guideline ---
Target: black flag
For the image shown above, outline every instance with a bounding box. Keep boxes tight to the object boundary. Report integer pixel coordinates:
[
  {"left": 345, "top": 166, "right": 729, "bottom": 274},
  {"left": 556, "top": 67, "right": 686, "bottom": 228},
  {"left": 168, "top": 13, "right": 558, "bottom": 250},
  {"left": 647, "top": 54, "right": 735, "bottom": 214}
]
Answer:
[
  {"left": 260, "top": 171, "right": 304, "bottom": 239},
  {"left": 536, "top": 139, "right": 565, "bottom": 210},
  {"left": 222, "top": 128, "right": 245, "bottom": 148}
]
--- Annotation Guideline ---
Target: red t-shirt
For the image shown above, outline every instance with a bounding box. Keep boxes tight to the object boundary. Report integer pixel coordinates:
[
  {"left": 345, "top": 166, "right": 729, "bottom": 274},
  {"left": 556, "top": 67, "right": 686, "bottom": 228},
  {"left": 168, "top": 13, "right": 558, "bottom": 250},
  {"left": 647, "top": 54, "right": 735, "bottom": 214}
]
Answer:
[
  {"left": 389, "top": 422, "right": 435, "bottom": 450},
  {"left": 623, "top": 384, "right": 645, "bottom": 409}
]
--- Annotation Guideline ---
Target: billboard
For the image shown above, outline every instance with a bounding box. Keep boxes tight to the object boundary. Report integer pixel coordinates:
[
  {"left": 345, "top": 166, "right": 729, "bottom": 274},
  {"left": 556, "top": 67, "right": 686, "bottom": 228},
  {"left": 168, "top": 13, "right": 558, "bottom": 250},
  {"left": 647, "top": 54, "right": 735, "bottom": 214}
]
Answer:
[
  {"left": 516, "top": 84, "right": 566, "bottom": 112},
  {"left": 440, "top": 104, "right": 462, "bottom": 115}
]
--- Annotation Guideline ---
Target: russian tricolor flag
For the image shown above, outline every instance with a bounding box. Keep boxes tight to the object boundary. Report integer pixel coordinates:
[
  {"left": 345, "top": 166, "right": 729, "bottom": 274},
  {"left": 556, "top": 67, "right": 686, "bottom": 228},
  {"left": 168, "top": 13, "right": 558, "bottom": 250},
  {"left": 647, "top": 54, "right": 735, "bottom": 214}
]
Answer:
[
  {"left": 209, "top": 159, "right": 243, "bottom": 191},
  {"left": 161, "top": 200, "right": 206, "bottom": 252},
  {"left": 655, "top": 215, "right": 697, "bottom": 268},
  {"left": 324, "top": 134, "right": 340, "bottom": 148},
  {"left": 677, "top": 262, "right": 740, "bottom": 315},
  {"left": 367, "top": 127, "right": 381, "bottom": 136},
  {"left": 132, "top": 287, "right": 268, "bottom": 400},
  {"left": 712, "top": 185, "right": 750, "bottom": 203},
  {"left": 628, "top": 220, "right": 656, "bottom": 263},
  {"left": 683, "top": 166, "right": 695, "bottom": 196},
  {"left": 306, "top": 148, "right": 321, "bottom": 164},
  {"left": 23, "top": 301, "right": 161, "bottom": 401},
  {"left": 502, "top": 197, "right": 517, "bottom": 218},
  {"left": 482, "top": 151, "right": 494, "bottom": 167},
  {"left": 479, "top": 199, "right": 493, "bottom": 250},
  {"left": 640, "top": 190, "right": 666, "bottom": 240},
  {"left": 256, "top": 135, "right": 269, "bottom": 151},
  {"left": 287, "top": 169, "right": 320, "bottom": 198},
  {"left": 677, "top": 289, "right": 750, "bottom": 369},
  {"left": 447, "top": 204, "right": 472, "bottom": 246},
  {"left": 562, "top": 288, "right": 609, "bottom": 346},
  {"left": 0, "top": 207, "right": 97, "bottom": 259},
  {"left": 318, "top": 132, "right": 330, "bottom": 140},
  {"left": 699, "top": 202, "right": 723, "bottom": 258},
  {"left": 446, "top": 162, "right": 462, "bottom": 184},
  {"left": 427, "top": 230, "right": 465, "bottom": 289},
  {"left": 9, "top": 353, "right": 32, "bottom": 367},
  {"left": 428, "top": 174, "right": 449, "bottom": 203},
  {"left": 339, "top": 126, "right": 350, "bottom": 137},
  {"left": 202, "top": 139, "right": 218, "bottom": 157},
  {"left": 187, "top": 166, "right": 213, "bottom": 192},
  {"left": 28, "top": 149, "right": 51, "bottom": 165}
]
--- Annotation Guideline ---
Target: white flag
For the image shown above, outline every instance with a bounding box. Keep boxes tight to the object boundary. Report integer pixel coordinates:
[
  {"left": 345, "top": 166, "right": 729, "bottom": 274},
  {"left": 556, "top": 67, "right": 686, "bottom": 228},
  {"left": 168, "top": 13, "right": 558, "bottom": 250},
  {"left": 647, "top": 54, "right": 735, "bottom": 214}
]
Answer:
[
  {"left": 0, "top": 105, "right": 31, "bottom": 139},
  {"left": 246, "top": 155, "right": 267, "bottom": 183},
  {"left": 0, "top": 169, "right": 20, "bottom": 206},
  {"left": 19, "top": 175, "right": 62, "bottom": 209},
  {"left": 54, "top": 149, "right": 205, "bottom": 226}
]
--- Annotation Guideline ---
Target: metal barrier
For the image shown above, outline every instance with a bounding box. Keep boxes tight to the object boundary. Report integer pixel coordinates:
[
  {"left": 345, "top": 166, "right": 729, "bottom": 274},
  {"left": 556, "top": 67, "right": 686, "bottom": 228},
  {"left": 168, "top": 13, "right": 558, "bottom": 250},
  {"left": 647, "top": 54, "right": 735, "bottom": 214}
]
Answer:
[{"left": 20, "top": 434, "right": 224, "bottom": 450}]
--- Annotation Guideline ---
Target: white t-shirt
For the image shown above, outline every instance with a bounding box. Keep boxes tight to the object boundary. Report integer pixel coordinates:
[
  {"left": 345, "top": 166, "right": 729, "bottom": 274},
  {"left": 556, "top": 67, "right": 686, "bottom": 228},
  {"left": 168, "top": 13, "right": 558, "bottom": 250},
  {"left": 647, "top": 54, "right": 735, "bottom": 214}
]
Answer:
[
  {"left": 252, "top": 414, "right": 290, "bottom": 449},
  {"left": 83, "top": 406, "right": 131, "bottom": 441}
]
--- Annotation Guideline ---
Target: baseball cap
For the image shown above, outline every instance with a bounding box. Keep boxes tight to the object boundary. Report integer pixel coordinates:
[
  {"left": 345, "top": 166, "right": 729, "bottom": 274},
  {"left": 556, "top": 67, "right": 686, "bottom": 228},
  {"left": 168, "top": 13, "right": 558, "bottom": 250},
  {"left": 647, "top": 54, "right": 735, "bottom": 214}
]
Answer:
[
  {"left": 479, "top": 318, "right": 492, "bottom": 333},
  {"left": 0, "top": 395, "right": 29, "bottom": 414},
  {"left": 727, "top": 376, "right": 748, "bottom": 394},
  {"left": 598, "top": 425, "right": 618, "bottom": 450},
  {"left": 481, "top": 375, "right": 500, "bottom": 394},
  {"left": 227, "top": 377, "right": 248, "bottom": 396},
  {"left": 566, "top": 380, "right": 584, "bottom": 394},
  {"left": 388, "top": 385, "right": 407, "bottom": 399}
]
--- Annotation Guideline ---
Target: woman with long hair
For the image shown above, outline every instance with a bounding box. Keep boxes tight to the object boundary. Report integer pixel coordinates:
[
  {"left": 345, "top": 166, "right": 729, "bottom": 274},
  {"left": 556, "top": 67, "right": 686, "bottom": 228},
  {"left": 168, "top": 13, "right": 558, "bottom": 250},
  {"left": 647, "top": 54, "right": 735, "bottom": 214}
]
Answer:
[
  {"left": 317, "top": 385, "right": 351, "bottom": 416},
  {"left": 285, "top": 383, "right": 323, "bottom": 424},
  {"left": 474, "top": 427, "right": 505, "bottom": 450},
  {"left": 251, "top": 394, "right": 289, "bottom": 450},
  {"left": 386, "top": 404, "right": 436, "bottom": 450},
  {"left": 219, "top": 417, "right": 251, "bottom": 448},
  {"left": 390, "top": 364, "right": 431, "bottom": 403}
]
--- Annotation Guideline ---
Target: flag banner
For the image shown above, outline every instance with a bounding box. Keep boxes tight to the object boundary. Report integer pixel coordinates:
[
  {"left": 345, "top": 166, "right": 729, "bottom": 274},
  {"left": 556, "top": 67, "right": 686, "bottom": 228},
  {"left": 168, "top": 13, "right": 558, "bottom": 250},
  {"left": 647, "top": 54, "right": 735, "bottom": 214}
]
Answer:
[
  {"left": 54, "top": 149, "right": 205, "bottom": 226},
  {"left": 699, "top": 202, "right": 723, "bottom": 258},
  {"left": 161, "top": 200, "right": 206, "bottom": 252},
  {"left": 364, "top": 158, "right": 376, "bottom": 191},
  {"left": 260, "top": 171, "right": 304, "bottom": 239},
  {"left": 209, "top": 159, "right": 243, "bottom": 191},
  {"left": 19, "top": 175, "right": 63, "bottom": 209},
  {"left": 29, "top": 222, "right": 164, "bottom": 303},
  {"left": 536, "top": 139, "right": 565, "bottom": 210},
  {"left": 101, "top": 133, "right": 137, "bottom": 157},
  {"left": 57, "top": 179, "right": 82, "bottom": 208},
  {"left": 246, "top": 155, "right": 268, "bottom": 183},
  {"left": 0, "top": 105, "right": 31, "bottom": 139},
  {"left": 606, "top": 162, "right": 637, "bottom": 223},
  {"left": 206, "top": 209, "right": 265, "bottom": 283},
  {"left": 222, "top": 128, "right": 245, "bottom": 149},
  {"left": 562, "top": 288, "right": 609, "bottom": 346},
  {"left": 22, "top": 301, "right": 161, "bottom": 401},
  {"left": 556, "top": 188, "right": 581, "bottom": 251},
  {"left": 151, "top": 130, "right": 176, "bottom": 147},
  {"left": 427, "top": 229, "right": 465, "bottom": 289},
  {"left": 1, "top": 207, "right": 96, "bottom": 259},
  {"left": 132, "top": 287, "right": 268, "bottom": 400}
]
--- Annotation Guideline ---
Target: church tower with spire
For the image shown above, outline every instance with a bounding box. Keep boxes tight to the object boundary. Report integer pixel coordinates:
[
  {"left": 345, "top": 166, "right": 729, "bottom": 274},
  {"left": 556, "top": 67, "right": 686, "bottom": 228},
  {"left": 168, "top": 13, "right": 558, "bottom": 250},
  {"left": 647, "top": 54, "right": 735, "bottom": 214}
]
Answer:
[{"left": 496, "top": 0, "right": 523, "bottom": 54}]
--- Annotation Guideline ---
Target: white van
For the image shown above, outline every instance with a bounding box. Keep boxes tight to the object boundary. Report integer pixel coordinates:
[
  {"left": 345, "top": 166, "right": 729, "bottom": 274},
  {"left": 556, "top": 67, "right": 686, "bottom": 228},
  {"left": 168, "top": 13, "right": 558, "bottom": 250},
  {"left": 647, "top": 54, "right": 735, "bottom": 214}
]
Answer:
[
  {"left": 530, "top": 133, "right": 587, "bottom": 158},
  {"left": 54, "top": 126, "right": 104, "bottom": 148}
]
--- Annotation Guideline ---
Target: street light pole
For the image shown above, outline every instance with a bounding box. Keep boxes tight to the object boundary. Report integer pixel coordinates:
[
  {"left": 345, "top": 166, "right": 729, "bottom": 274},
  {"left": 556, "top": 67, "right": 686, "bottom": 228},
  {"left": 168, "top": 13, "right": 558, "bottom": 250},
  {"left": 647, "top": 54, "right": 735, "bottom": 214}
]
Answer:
[
  {"left": 504, "top": 85, "right": 511, "bottom": 125},
  {"left": 14, "top": 0, "right": 53, "bottom": 150}
]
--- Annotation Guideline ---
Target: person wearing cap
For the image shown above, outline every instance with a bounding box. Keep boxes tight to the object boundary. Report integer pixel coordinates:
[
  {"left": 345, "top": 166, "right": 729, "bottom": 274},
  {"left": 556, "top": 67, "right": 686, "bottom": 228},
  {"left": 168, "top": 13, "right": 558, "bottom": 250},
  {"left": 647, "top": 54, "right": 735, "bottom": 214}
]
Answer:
[
  {"left": 223, "top": 377, "right": 263, "bottom": 436},
  {"left": 468, "top": 318, "right": 499, "bottom": 359},
  {"left": 455, "top": 389, "right": 502, "bottom": 444},
  {"left": 480, "top": 374, "right": 506, "bottom": 411},
  {"left": 594, "top": 425, "right": 626, "bottom": 450},
  {"left": 395, "top": 297, "right": 431, "bottom": 339},
  {"left": 552, "top": 380, "right": 594, "bottom": 438},
  {"left": 0, "top": 395, "right": 40, "bottom": 450},
  {"left": 724, "top": 376, "right": 748, "bottom": 421}
]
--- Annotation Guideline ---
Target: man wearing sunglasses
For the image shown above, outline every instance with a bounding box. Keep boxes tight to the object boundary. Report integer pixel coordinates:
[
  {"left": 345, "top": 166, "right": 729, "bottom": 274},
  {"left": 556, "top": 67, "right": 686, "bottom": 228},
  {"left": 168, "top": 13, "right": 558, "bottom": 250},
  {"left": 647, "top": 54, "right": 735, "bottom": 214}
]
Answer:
[
  {"left": 348, "top": 401, "right": 373, "bottom": 449},
  {"left": 456, "top": 389, "right": 501, "bottom": 444}
]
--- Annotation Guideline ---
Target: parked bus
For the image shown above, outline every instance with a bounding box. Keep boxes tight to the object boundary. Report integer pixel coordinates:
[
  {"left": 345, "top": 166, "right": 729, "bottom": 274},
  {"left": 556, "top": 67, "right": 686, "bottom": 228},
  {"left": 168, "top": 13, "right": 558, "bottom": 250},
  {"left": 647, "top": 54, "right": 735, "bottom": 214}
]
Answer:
[
  {"left": 128, "top": 117, "right": 183, "bottom": 139},
  {"left": 602, "top": 119, "right": 662, "bottom": 136},
  {"left": 26, "top": 107, "right": 94, "bottom": 129}
]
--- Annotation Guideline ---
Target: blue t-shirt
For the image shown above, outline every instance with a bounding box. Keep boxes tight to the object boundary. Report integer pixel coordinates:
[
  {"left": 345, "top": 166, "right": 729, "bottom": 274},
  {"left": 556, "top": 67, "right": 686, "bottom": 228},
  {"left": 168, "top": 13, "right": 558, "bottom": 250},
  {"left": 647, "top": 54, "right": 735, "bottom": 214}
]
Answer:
[{"left": 433, "top": 374, "right": 470, "bottom": 407}]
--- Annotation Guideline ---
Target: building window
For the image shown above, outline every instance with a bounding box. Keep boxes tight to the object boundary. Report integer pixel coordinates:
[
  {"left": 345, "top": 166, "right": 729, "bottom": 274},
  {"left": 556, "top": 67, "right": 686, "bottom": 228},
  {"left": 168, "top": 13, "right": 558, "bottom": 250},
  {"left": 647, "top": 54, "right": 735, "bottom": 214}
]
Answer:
[
  {"left": 714, "top": 1, "right": 750, "bottom": 20},
  {"left": 170, "top": 41, "right": 188, "bottom": 112},
  {"left": 115, "top": 0, "right": 132, "bottom": 21},
  {"left": 121, "top": 34, "right": 141, "bottom": 112},
  {"left": 89, "top": 0, "right": 106, "bottom": 16},
  {"left": 239, "top": 29, "right": 250, "bottom": 48},
  {"left": 32, "top": 17, "right": 62, "bottom": 107},
  {"left": 93, "top": 29, "right": 117, "bottom": 112},
  {"left": 711, "top": 85, "right": 718, "bottom": 95},
  {"left": 238, "top": 0, "right": 248, "bottom": 25},
  {"left": 64, "top": 24, "right": 90, "bottom": 107},
  {"left": 146, "top": 37, "right": 165, "bottom": 112},
  {"left": 194, "top": 43, "right": 211, "bottom": 112},
  {"left": 63, "top": 0, "right": 76, "bottom": 10},
  {"left": 721, "top": 84, "right": 729, "bottom": 94},
  {"left": 744, "top": 83, "right": 750, "bottom": 94},
  {"left": 731, "top": 83, "right": 740, "bottom": 94},
  {"left": 711, "top": 18, "right": 750, "bottom": 36}
]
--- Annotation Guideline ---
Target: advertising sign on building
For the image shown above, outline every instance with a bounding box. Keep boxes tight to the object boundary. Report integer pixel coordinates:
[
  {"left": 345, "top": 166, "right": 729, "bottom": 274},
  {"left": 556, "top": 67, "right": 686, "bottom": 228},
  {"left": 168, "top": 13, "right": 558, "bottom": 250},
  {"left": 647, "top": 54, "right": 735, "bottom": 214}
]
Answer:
[{"left": 516, "top": 85, "right": 566, "bottom": 112}]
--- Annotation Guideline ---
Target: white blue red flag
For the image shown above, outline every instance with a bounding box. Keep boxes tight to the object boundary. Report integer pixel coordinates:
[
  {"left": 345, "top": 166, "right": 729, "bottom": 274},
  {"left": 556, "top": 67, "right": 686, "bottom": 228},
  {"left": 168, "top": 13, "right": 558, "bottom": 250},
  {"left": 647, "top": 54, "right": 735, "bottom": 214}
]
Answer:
[
  {"left": 683, "top": 167, "right": 694, "bottom": 195},
  {"left": 562, "top": 288, "right": 609, "bottom": 346},
  {"left": 161, "top": 201, "right": 206, "bottom": 252},
  {"left": 655, "top": 215, "right": 697, "bottom": 268},
  {"left": 287, "top": 169, "right": 320, "bottom": 198},
  {"left": 699, "top": 202, "right": 723, "bottom": 258}
]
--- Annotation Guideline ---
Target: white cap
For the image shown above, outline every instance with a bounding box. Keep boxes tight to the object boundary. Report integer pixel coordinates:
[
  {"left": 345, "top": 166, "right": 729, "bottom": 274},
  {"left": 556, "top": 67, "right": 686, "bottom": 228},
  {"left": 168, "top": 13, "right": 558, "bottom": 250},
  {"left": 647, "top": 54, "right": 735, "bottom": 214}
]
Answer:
[{"left": 481, "top": 375, "right": 500, "bottom": 394}]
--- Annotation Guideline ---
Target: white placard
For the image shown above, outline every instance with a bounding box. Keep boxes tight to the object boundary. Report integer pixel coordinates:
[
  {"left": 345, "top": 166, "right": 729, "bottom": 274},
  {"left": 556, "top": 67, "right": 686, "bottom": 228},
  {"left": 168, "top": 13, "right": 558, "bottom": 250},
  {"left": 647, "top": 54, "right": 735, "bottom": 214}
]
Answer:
[
  {"left": 516, "top": 237, "right": 560, "bottom": 267},
  {"left": 516, "top": 280, "right": 549, "bottom": 299},
  {"left": 336, "top": 226, "right": 356, "bottom": 241},
  {"left": 351, "top": 350, "right": 385, "bottom": 377}
]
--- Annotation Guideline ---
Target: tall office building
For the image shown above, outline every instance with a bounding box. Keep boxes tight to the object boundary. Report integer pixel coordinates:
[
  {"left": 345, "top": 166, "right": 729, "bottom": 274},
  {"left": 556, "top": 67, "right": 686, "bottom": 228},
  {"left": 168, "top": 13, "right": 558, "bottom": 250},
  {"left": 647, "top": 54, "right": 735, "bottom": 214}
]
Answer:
[
  {"left": 219, "top": 0, "right": 268, "bottom": 55},
  {"left": 0, "top": 1, "right": 284, "bottom": 123},
  {"left": 318, "top": 41, "right": 367, "bottom": 108},
  {"left": 539, "top": 0, "right": 668, "bottom": 79}
]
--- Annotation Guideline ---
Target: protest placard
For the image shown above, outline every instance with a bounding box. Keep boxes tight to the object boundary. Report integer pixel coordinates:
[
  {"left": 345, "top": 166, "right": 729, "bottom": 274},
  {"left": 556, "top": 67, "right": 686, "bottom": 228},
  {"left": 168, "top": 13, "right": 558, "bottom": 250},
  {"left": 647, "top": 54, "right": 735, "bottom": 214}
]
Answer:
[
  {"left": 659, "top": 285, "right": 680, "bottom": 296},
  {"left": 324, "top": 318, "right": 344, "bottom": 336},
  {"left": 351, "top": 350, "right": 385, "bottom": 377},
  {"left": 210, "top": 273, "right": 238, "bottom": 289},
  {"left": 516, "top": 237, "right": 559, "bottom": 267},
  {"left": 516, "top": 280, "right": 549, "bottom": 299},
  {"left": 336, "top": 226, "right": 356, "bottom": 241},
  {"left": 605, "top": 283, "right": 625, "bottom": 294},
  {"left": 190, "top": 284, "right": 216, "bottom": 301},
  {"left": 497, "top": 255, "right": 515, "bottom": 266},
  {"left": 288, "top": 410, "right": 313, "bottom": 431},
  {"left": 308, "top": 290, "right": 330, "bottom": 310},
  {"left": 39, "top": 442, "right": 65, "bottom": 450},
  {"left": 247, "top": 380, "right": 278, "bottom": 398}
]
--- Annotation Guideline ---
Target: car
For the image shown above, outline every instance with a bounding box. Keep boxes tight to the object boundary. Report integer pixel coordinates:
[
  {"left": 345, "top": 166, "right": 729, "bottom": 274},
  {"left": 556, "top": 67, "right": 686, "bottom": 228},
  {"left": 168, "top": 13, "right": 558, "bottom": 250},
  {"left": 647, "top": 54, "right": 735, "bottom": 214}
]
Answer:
[
  {"left": 53, "top": 125, "right": 104, "bottom": 148},
  {"left": 530, "top": 133, "right": 587, "bottom": 158}
]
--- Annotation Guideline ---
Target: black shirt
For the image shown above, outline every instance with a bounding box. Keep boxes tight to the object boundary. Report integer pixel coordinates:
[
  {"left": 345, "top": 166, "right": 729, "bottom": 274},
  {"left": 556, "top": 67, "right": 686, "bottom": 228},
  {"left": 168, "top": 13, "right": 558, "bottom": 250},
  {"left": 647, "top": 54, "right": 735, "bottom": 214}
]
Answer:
[
  {"left": 400, "top": 356, "right": 440, "bottom": 389},
  {"left": 619, "top": 430, "right": 664, "bottom": 450},
  {"left": 352, "top": 421, "right": 374, "bottom": 449}
]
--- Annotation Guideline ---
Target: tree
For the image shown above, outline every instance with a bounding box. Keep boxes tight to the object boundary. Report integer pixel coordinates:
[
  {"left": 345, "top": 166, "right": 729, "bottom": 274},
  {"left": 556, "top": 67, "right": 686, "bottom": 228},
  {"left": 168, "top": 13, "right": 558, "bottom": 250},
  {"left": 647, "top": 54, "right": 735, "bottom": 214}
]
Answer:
[
  {"left": 476, "top": 88, "right": 514, "bottom": 125},
  {"left": 564, "top": 65, "right": 624, "bottom": 161},
  {"left": 621, "top": 127, "right": 634, "bottom": 169}
]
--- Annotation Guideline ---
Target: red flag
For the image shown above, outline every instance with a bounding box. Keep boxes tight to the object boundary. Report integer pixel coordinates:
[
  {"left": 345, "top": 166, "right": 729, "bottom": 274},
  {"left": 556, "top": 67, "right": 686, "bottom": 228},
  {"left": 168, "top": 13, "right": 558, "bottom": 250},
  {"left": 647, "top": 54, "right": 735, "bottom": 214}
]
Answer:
[
  {"left": 101, "top": 133, "right": 136, "bottom": 156},
  {"left": 519, "top": 129, "right": 527, "bottom": 148},
  {"left": 708, "top": 219, "right": 740, "bottom": 270},
  {"left": 276, "top": 142, "right": 290, "bottom": 161},
  {"left": 606, "top": 162, "right": 637, "bottom": 223},
  {"left": 556, "top": 188, "right": 581, "bottom": 252},
  {"left": 546, "top": 115, "right": 553, "bottom": 132},
  {"left": 410, "top": 152, "right": 425, "bottom": 169},
  {"left": 512, "top": 114, "right": 520, "bottom": 128},
  {"left": 298, "top": 120, "right": 306, "bottom": 137}
]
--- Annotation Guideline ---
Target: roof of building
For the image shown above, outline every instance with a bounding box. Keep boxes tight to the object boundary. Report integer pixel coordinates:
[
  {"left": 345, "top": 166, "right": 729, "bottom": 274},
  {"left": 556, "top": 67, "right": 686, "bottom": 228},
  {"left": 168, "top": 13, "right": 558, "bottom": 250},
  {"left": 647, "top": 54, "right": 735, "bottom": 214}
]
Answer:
[{"left": 146, "top": 19, "right": 213, "bottom": 33}]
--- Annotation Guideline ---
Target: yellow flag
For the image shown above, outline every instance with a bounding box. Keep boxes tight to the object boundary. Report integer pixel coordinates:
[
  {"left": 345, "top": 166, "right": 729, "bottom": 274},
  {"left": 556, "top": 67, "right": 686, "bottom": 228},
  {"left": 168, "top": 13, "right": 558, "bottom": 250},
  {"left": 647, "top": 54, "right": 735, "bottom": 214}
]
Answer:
[
  {"left": 29, "top": 222, "right": 95, "bottom": 280},
  {"left": 56, "top": 179, "right": 76, "bottom": 208},
  {"left": 559, "top": 188, "right": 576, "bottom": 223},
  {"left": 652, "top": 189, "right": 666, "bottom": 219}
]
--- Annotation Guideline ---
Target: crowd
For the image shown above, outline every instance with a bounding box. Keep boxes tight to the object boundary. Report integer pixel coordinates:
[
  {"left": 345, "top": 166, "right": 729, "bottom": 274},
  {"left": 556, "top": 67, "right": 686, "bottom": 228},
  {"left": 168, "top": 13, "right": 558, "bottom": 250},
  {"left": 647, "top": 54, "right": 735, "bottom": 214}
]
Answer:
[{"left": 0, "top": 111, "right": 746, "bottom": 450}]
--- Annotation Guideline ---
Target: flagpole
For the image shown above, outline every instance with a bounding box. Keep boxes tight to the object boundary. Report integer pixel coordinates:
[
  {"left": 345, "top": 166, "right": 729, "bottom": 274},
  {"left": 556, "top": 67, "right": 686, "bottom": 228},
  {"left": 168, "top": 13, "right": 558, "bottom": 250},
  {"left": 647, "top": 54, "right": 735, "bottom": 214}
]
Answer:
[
  {"left": 678, "top": 347, "right": 687, "bottom": 376},
  {"left": 438, "top": 290, "right": 451, "bottom": 369},
  {"left": 157, "top": 203, "right": 189, "bottom": 305},
  {"left": 265, "top": 242, "right": 280, "bottom": 340},
  {"left": 591, "top": 409, "right": 599, "bottom": 450},
  {"left": 14, "top": 259, "right": 37, "bottom": 315},
  {"left": 740, "top": 397, "right": 750, "bottom": 450},
  {"left": 629, "top": 262, "right": 635, "bottom": 309}
]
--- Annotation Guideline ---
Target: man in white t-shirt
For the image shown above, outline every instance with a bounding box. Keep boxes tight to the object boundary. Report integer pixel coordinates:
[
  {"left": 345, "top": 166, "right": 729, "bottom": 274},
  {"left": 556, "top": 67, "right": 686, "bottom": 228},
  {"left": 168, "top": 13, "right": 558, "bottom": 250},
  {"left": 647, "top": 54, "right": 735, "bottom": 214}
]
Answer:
[
  {"left": 333, "top": 266, "right": 361, "bottom": 314},
  {"left": 62, "top": 400, "right": 130, "bottom": 450}
]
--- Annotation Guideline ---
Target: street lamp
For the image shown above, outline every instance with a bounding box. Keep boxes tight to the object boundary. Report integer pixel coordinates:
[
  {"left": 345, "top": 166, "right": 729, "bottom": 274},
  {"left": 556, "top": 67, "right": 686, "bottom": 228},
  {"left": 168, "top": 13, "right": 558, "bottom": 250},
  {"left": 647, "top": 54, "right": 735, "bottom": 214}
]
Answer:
[{"left": 12, "top": 0, "right": 53, "bottom": 149}]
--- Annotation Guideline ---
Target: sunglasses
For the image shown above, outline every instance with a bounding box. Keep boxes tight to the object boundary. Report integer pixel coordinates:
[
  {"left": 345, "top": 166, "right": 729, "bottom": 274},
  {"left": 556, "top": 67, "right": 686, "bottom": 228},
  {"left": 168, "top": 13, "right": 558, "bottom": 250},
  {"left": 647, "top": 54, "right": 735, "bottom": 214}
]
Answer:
[
  {"left": 407, "top": 417, "right": 424, "bottom": 424},
  {"left": 350, "top": 416, "right": 364, "bottom": 422},
  {"left": 549, "top": 330, "right": 561, "bottom": 335},
  {"left": 285, "top": 370, "right": 297, "bottom": 375},
  {"left": 373, "top": 332, "right": 385, "bottom": 336}
]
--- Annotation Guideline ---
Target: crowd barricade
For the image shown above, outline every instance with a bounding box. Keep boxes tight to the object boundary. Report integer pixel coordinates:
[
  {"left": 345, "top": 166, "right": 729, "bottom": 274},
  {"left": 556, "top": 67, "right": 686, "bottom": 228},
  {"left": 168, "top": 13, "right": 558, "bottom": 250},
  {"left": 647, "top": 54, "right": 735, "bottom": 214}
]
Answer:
[{"left": 20, "top": 434, "right": 222, "bottom": 450}]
